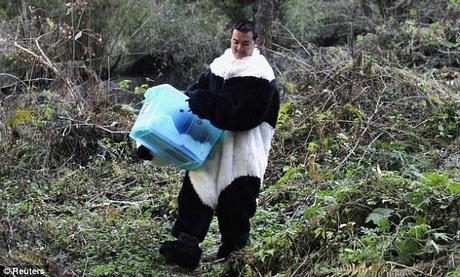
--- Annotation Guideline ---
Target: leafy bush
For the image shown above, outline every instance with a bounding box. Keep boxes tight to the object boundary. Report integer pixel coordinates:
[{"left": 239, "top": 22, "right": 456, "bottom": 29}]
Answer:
[
  {"left": 279, "top": 0, "right": 459, "bottom": 47},
  {"left": 109, "top": 0, "right": 229, "bottom": 83},
  {"left": 0, "top": 0, "right": 229, "bottom": 90},
  {"left": 280, "top": 0, "right": 345, "bottom": 44}
]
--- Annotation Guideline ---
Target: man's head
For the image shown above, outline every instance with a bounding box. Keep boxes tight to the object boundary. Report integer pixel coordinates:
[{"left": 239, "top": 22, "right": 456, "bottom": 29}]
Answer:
[{"left": 230, "top": 21, "right": 258, "bottom": 59}]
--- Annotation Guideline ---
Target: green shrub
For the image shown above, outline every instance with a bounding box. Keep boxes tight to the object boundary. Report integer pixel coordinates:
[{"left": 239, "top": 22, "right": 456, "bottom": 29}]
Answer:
[
  {"left": 1, "top": 0, "right": 229, "bottom": 88},
  {"left": 281, "top": 0, "right": 342, "bottom": 43},
  {"left": 110, "top": 0, "right": 228, "bottom": 80}
]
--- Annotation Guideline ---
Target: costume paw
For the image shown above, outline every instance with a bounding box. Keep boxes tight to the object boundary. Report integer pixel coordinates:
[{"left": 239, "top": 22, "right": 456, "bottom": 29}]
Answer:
[
  {"left": 159, "top": 233, "right": 202, "bottom": 268},
  {"left": 135, "top": 145, "right": 153, "bottom": 160},
  {"left": 216, "top": 237, "right": 250, "bottom": 259}
]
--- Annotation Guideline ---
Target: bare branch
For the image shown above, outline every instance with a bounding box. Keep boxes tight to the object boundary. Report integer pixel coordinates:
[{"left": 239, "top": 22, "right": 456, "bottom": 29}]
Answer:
[{"left": 13, "top": 37, "right": 76, "bottom": 100}]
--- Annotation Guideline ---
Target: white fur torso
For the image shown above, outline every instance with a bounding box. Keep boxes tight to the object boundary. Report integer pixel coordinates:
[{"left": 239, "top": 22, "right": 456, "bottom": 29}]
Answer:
[{"left": 189, "top": 123, "right": 274, "bottom": 208}]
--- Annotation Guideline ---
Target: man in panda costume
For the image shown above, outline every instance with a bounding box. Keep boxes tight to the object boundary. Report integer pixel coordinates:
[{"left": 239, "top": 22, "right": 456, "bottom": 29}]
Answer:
[{"left": 137, "top": 21, "right": 280, "bottom": 268}]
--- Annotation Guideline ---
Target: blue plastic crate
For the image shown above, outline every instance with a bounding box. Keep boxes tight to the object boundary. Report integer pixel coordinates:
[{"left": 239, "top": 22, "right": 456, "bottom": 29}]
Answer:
[{"left": 129, "top": 84, "right": 223, "bottom": 170}]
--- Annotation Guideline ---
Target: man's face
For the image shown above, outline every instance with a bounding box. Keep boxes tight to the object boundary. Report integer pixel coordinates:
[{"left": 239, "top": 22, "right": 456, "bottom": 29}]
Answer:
[{"left": 231, "top": 29, "right": 256, "bottom": 59}]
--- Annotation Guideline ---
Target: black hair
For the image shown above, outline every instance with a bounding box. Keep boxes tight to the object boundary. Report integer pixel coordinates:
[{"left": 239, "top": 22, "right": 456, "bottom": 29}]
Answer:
[{"left": 231, "top": 21, "right": 258, "bottom": 41}]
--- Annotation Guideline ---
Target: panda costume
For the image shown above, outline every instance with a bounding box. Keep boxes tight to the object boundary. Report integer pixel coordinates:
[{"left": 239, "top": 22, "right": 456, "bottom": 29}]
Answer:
[{"left": 137, "top": 37, "right": 279, "bottom": 268}]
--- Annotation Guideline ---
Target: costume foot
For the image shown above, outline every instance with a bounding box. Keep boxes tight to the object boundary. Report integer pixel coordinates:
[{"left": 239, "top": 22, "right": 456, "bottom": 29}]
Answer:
[
  {"left": 216, "top": 244, "right": 238, "bottom": 259},
  {"left": 159, "top": 232, "right": 202, "bottom": 268},
  {"left": 216, "top": 238, "right": 250, "bottom": 259}
]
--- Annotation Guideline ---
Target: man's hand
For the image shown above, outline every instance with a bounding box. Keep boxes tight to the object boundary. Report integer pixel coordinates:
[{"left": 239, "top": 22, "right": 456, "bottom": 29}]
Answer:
[{"left": 136, "top": 145, "right": 153, "bottom": 160}]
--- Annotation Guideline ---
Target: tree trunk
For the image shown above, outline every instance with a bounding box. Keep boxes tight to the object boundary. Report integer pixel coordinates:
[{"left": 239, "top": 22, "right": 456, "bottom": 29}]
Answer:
[
  {"left": 255, "top": 0, "right": 275, "bottom": 56},
  {"left": 19, "top": 0, "right": 31, "bottom": 38}
]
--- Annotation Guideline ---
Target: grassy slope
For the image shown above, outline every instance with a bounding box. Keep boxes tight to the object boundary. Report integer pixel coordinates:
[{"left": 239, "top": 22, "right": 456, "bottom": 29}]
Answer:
[{"left": 1, "top": 22, "right": 460, "bottom": 277}]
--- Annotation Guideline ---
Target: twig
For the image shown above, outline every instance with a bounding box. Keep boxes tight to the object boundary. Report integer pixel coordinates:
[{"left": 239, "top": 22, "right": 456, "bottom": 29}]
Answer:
[
  {"left": 357, "top": 132, "right": 383, "bottom": 166},
  {"left": 290, "top": 255, "right": 312, "bottom": 277},
  {"left": 202, "top": 258, "right": 226, "bottom": 266},
  {"left": 81, "top": 249, "right": 89, "bottom": 277},
  {"left": 383, "top": 261, "right": 437, "bottom": 277},
  {"left": 253, "top": 265, "right": 263, "bottom": 277},
  {"left": 35, "top": 37, "right": 76, "bottom": 97},
  {"left": 333, "top": 139, "right": 361, "bottom": 172},
  {"left": 274, "top": 23, "right": 312, "bottom": 57},
  {"left": 265, "top": 45, "right": 313, "bottom": 72},
  {"left": 58, "top": 116, "right": 129, "bottom": 134},
  {"left": 1, "top": 76, "right": 54, "bottom": 89},
  {"left": 438, "top": 49, "right": 460, "bottom": 54},
  {"left": 0, "top": 73, "right": 30, "bottom": 90},
  {"left": 88, "top": 199, "right": 151, "bottom": 209},
  {"left": 114, "top": 177, "right": 138, "bottom": 191},
  {"left": 13, "top": 38, "right": 76, "bottom": 99},
  {"left": 130, "top": 13, "right": 156, "bottom": 39}
]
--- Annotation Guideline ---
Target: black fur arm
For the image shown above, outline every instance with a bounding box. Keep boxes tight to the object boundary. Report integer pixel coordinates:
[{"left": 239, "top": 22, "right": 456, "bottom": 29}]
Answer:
[
  {"left": 187, "top": 76, "right": 276, "bottom": 131},
  {"left": 185, "top": 69, "right": 210, "bottom": 97}
]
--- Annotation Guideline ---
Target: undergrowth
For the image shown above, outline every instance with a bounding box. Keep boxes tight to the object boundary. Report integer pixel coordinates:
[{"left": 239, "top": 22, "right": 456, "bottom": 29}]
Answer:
[{"left": 1, "top": 13, "right": 459, "bottom": 277}]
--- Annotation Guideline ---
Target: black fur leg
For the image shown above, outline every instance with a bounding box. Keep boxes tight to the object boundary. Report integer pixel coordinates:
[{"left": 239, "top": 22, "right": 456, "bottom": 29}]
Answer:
[
  {"left": 172, "top": 172, "right": 214, "bottom": 242},
  {"left": 159, "top": 232, "right": 202, "bottom": 268},
  {"left": 216, "top": 176, "right": 261, "bottom": 259}
]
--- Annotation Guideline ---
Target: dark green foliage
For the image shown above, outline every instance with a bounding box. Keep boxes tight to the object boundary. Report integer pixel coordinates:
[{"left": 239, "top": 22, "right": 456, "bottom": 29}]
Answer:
[
  {"left": 0, "top": 0, "right": 229, "bottom": 89},
  {"left": 1, "top": 1, "right": 459, "bottom": 276}
]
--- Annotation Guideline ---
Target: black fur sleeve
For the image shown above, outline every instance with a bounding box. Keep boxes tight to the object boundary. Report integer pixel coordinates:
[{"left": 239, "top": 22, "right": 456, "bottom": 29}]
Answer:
[
  {"left": 185, "top": 69, "right": 210, "bottom": 97},
  {"left": 187, "top": 76, "right": 277, "bottom": 131}
]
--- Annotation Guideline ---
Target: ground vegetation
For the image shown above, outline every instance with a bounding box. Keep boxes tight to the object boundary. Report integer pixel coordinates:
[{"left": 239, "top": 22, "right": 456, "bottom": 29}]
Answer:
[{"left": 1, "top": 0, "right": 459, "bottom": 276}]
